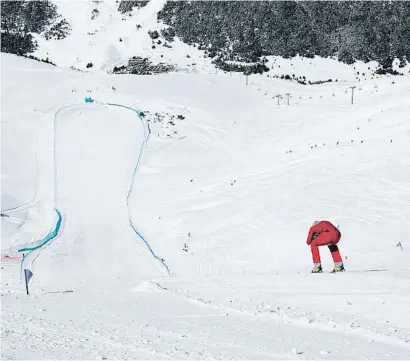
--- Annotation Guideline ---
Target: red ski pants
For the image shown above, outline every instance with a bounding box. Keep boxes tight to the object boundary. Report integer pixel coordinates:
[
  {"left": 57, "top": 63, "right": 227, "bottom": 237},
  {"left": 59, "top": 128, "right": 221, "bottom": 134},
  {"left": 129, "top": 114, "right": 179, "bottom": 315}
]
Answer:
[{"left": 310, "top": 231, "right": 342, "bottom": 264}]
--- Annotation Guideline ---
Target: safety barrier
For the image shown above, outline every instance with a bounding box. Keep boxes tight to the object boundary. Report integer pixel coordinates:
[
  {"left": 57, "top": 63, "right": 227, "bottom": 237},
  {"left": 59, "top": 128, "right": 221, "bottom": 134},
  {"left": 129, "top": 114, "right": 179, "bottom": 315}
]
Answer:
[
  {"left": 107, "top": 102, "right": 171, "bottom": 276},
  {"left": 18, "top": 104, "right": 76, "bottom": 274},
  {"left": 18, "top": 209, "right": 62, "bottom": 271}
]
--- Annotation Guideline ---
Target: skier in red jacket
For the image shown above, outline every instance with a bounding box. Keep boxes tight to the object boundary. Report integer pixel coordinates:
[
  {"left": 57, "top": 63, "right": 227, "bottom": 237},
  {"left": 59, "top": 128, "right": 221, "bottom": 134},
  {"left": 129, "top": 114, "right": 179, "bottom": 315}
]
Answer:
[{"left": 307, "top": 220, "right": 344, "bottom": 273}]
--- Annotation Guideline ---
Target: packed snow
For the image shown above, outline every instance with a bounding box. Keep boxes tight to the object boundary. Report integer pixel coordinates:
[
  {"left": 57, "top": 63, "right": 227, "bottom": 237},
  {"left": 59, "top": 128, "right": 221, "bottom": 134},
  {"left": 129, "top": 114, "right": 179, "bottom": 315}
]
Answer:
[{"left": 1, "top": 46, "right": 410, "bottom": 360}]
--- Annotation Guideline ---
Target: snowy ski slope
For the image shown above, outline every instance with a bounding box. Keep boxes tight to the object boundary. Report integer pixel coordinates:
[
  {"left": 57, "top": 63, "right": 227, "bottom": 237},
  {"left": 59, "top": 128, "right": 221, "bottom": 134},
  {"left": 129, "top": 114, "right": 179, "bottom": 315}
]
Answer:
[{"left": 1, "top": 52, "right": 410, "bottom": 359}]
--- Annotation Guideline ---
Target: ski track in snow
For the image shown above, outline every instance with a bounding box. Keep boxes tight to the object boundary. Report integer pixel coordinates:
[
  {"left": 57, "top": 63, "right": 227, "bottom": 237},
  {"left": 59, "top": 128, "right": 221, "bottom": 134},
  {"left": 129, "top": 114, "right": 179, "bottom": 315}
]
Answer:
[{"left": 25, "top": 102, "right": 168, "bottom": 286}]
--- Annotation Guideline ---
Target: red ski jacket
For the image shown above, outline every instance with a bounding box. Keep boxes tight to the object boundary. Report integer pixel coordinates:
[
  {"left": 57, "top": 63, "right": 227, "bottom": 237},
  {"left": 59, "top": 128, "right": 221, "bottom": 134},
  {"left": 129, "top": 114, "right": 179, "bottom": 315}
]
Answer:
[{"left": 306, "top": 221, "right": 340, "bottom": 245}]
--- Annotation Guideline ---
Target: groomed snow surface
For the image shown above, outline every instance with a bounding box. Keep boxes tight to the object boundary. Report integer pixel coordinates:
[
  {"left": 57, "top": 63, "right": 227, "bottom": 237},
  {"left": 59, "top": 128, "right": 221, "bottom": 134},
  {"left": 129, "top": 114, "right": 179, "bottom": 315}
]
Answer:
[{"left": 1, "top": 53, "right": 410, "bottom": 359}]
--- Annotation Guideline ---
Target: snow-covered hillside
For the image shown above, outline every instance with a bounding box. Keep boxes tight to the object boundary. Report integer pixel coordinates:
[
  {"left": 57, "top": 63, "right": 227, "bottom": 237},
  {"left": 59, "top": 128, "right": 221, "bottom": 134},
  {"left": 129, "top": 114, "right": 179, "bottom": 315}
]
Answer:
[
  {"left": 1, "top": 52, "right": 410, "bottom": 359},
  {"left": 28, "top": 0, "right": 410, "bottom": 84},
  {"left": 30, "top": 0, "right": 215, "bottom": 74}
]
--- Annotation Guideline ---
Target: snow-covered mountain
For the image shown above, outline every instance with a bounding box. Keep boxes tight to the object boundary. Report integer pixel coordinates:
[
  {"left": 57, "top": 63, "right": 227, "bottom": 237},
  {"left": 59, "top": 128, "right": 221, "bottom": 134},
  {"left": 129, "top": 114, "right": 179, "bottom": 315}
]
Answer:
[
  {"left": 18, "top": 0, "right": 215, "bottom": 73},
  {"left": 3, "top": 1, "right": 410, "bottom": 78},
  {"left": 2, "top": 2, "right": 410, "bottom": 359}
]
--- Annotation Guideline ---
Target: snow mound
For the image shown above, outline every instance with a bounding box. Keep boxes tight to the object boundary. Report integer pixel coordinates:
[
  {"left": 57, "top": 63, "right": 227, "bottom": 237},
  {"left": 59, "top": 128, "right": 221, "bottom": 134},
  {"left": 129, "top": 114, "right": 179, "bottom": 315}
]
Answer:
[{"left": 131, "top": 281, "right": 164, "bottom": 293}]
